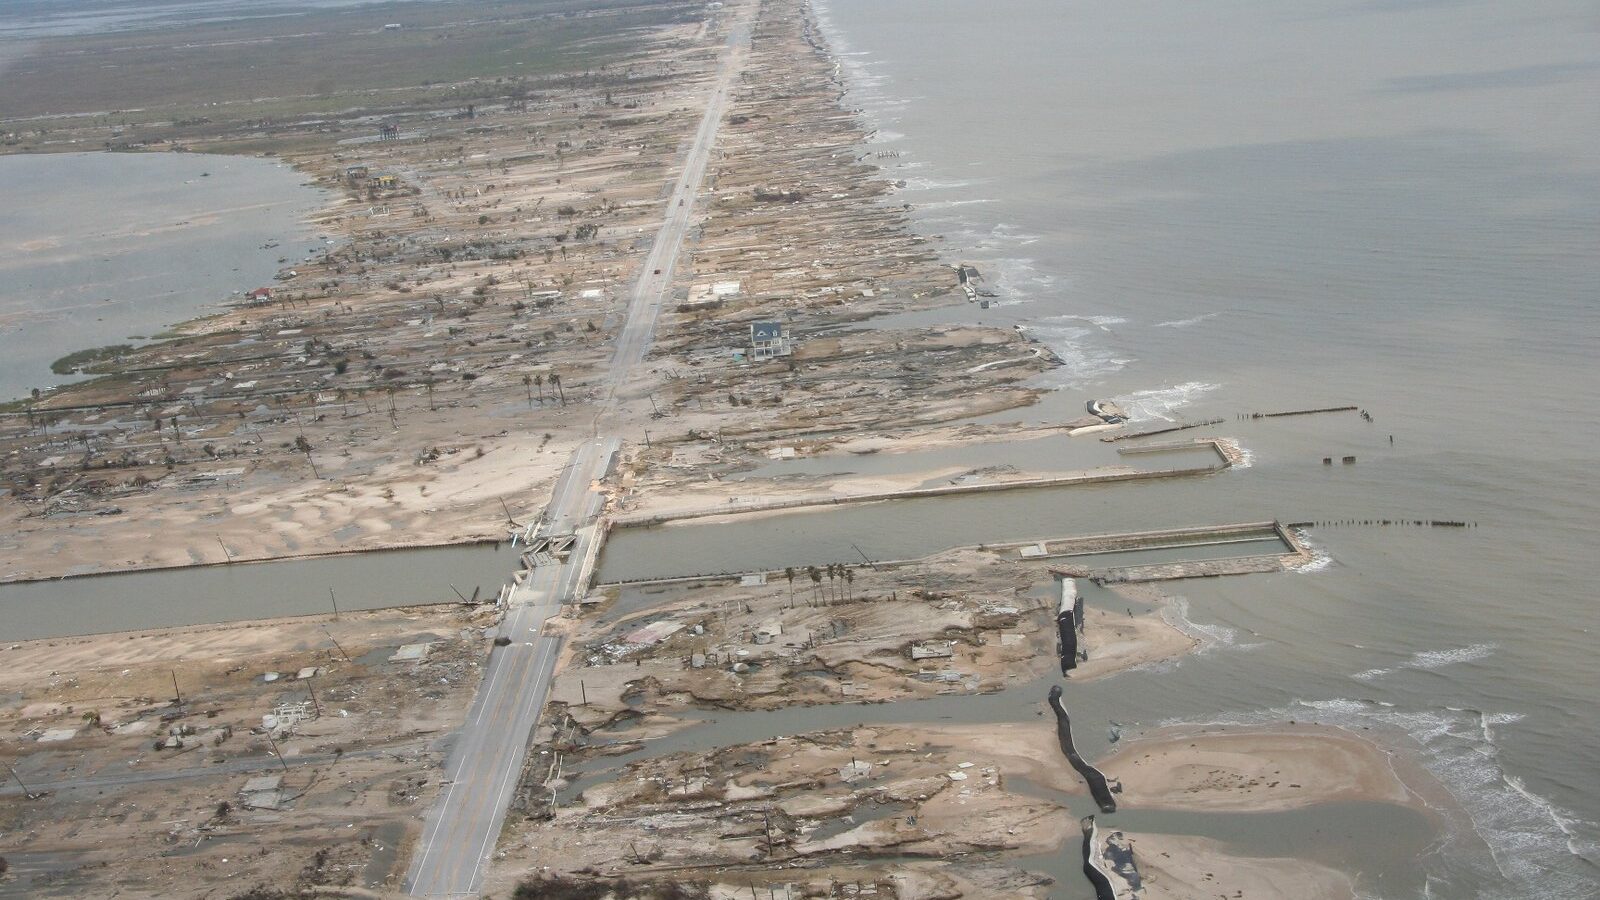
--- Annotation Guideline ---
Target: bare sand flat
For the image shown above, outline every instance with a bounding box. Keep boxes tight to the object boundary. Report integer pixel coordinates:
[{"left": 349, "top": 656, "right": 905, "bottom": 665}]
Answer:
[
  {"left": 1130, "top": 832, "right": 1356, "bottom": 899},
  {"left": 1102, "top": 724, "right": 1419, "bottom": 812}
]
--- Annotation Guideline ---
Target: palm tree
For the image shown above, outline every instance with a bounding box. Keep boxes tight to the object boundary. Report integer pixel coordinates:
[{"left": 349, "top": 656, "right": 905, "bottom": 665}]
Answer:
[
  {"left": 807, "top": 566, "right": 822, "bottom": 605},
  {"left": 826, "top": 564, "right": 837, "bottom": 603},
  {"left": 534, "top": 373, "right": 545, "bottom": 403},
  {"left": 294, "top": 434, "right": 320, "bottom": 478},
  {"left": 521, "top": 374, "right": 533, "bottom": 408},
  {"left": 550, "top": 372, "right": 565, "bottom": 405},
  {"left": 784, "top": 567, "right": 796, "bottom": 606},
  {"left": 424, "top": 377, "right": 437, "bottom": 411},
  {"left": 844, "top": 567, "right": 854, "bottom": 601}
]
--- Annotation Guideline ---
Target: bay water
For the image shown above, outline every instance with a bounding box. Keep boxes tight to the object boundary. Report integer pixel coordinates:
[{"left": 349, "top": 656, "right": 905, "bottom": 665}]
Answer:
[{"left": 0, "top": 151, "right": 324, "bottom": 401}]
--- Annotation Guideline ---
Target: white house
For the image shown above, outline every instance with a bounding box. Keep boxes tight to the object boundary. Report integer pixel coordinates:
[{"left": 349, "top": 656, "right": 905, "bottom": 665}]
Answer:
[{"left": 750, "top": 321, "right": 793, "bottom": 361}]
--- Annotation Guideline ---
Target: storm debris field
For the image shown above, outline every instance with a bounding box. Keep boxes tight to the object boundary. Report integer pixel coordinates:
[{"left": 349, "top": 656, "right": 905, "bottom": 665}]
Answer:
[{"left": 0, "top": 604, "right": 494, "bottom": 896}]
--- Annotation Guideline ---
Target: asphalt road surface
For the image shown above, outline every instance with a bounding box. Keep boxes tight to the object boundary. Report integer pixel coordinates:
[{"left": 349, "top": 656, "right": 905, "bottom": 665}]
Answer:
[{"left": 404, "top": 21, "right": 749, "bottom": 899}]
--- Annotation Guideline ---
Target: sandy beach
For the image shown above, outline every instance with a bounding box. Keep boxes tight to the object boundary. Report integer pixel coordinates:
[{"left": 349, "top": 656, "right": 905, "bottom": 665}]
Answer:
[{"left": 1102, "top": 724, "right": 1421, "bottom": 813}]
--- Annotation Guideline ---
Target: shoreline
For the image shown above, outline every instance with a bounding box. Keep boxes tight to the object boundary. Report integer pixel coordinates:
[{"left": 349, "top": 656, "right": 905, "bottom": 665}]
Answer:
[{"left": 0, "top": 0, "right": 1539, "bottom": 897}]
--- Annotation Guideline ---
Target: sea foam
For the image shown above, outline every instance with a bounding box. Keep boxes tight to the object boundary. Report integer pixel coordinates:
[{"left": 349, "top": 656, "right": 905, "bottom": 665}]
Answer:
[
  {"left": 1162, "top": 699, "right": 1600, "bottom": 899},
  {"left": 1108, "top": 381, "right": 1221, "bottom": 422}
]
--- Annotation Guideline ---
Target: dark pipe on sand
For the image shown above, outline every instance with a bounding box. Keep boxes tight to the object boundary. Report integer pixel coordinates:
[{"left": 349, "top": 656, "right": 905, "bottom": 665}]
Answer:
[
  {"left": 1049, "top": 685, "right": 1117, "bottom": 813},
  {"left": 1080, "top": 815, "right": 1120, "bottom": 900}
]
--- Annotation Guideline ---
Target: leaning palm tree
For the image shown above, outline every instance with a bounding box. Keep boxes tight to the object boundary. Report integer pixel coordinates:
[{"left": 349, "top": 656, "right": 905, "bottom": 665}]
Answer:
[{"left": 294, "top": 434, "right": 320, "bottom": 478}]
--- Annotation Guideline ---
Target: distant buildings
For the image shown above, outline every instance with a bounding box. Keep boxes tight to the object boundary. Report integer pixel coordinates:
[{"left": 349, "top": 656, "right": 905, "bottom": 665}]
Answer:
[
  {"left": 750, "top": 321, "right": 793, "bottom": 361},
  {"left": 246, "top": 287, "right": 274, "bottom": 305}
]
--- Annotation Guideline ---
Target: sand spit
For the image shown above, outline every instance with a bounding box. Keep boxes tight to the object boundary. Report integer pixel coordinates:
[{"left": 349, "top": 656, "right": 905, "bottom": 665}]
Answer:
[
  {"left": 1130, "top": 833, "right": 1357, "bottom": 899},
  {"left": 1101, "top": 724, "right": 1420, "bottom": 813}
]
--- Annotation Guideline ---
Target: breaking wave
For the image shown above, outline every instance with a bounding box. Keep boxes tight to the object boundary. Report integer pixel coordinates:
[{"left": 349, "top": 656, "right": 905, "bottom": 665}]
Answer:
[
  {"left": 1130, "top": 594, "right": 1264, "bottom": 674},
  {"left": 1161, "top": 698, "right": 1600, "bottom": 899},
  {"left": 899, "top": 176, "right": 984, "bottom": 191},
  {"left": 1108, "top": 381, "right": 1221, "bottom": 422},
  {"left": 1152, "top": 311, "right": 1222, "bottom": 329},
  {"left": 1353, "top": 643, "right": 1498, "bottom": 681},
  {"left": 1018, "top": 318, "right": 1131, "bottom": 387},
  {"left": 1288, "top": 528, "right": 1332, "bottom": 572}
]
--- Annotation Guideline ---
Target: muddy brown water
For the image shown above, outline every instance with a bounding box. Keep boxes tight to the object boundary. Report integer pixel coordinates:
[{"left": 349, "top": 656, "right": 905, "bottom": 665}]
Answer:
[{"left": 0, "top": 542, "right": 510, "bottom": 641}]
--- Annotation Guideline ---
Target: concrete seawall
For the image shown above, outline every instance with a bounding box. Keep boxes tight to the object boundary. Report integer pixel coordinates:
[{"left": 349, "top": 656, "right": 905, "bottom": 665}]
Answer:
[
  {"left": 1043, "top": 520, "right": 1313, "bottom": 582},
  {"left": 614, "top": 460, "right": 1228, "bottom": 530},
  {"left": 596, "top": 520, "right": 1305, "bottom": 589}
]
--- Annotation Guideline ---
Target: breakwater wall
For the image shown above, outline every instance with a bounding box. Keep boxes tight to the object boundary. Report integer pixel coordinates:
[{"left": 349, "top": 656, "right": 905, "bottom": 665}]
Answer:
[
  {"left": 1054, "top": 554, "right": 1291, "bottom": 584},
  {"left": 1102, "top": 418, "right": 1224, "bottom": 442},
  {"left": 1237, "top": 405, "right": 1358, "bottom": 419},
  {"left": 597, "top": 520, "right": 1298, "bottom": 589},
  {"left": 1039, "top": 521, "right": 1281, "bottom": 557},
  {"left": 1048, "top": 685, "right": 1117, "bottom": 813},
  {"left": 1044, "top": 519, "right": 1310, "bottom": 581},
  {"left": 611, "top": 462, "right": 1227, "bottom": 529},
  {"left": 1289, "top": 519, "right": 1477, "bottom": 529}
]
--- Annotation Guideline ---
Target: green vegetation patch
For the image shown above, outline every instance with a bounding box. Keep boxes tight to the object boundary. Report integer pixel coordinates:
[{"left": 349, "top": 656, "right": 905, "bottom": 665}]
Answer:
[
  {"left": 50, "top": 344, "right": 133, "bottom": 375},
  {"left": 0, "top": 0, "right": 700, "bottom": 121}
]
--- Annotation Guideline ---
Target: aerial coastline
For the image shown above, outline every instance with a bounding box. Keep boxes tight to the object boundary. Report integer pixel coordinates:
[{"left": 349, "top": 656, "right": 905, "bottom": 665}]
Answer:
[{"left": 0, "top": 0, "right": 1581, "bottom": 898}]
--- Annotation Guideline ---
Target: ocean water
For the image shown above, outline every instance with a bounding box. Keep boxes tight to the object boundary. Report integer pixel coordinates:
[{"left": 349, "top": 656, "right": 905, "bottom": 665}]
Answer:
[
  {"left": 712, "top": 0, "right": 1600, "bottom": 894},
  {"left": 0, "top": 151, "right": 324, "bottom": 400}
]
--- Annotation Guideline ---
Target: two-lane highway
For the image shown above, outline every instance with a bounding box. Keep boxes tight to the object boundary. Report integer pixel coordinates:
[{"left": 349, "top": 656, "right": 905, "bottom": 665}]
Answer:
[
  {"left": 404, "top": 19, "right": 749, "bottom": 899},
  {"left": 405, "top": 435, "right": 613, "bottom": 897}
]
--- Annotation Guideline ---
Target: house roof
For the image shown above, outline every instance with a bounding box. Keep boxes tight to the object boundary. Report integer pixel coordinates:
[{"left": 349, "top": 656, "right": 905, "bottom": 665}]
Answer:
[{"left": 750, "top": 321, "right": 783, "bottom": 341}]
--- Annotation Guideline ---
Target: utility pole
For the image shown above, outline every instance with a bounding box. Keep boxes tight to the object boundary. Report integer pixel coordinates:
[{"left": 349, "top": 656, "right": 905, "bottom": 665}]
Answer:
[
  {"left": 306, "top": 677, "right": 321, "bottom": 717},
  {"left": 216, "top": 536, "right": 233, "bottom": 564},
  {"left": 171, "top": 670, "right": 183, "bottom": 705},
  {"left": 7, "top": 763, "right": 37, "bottom": 799},
  {"left": 329, "top": 587, "right": 340, "bottom": 620},
  {"left": 264, "top": 730, "right": 290, "bottom": 773},
  {"left": 322, "top": 627, "right": 351, "bottom": 662}
]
